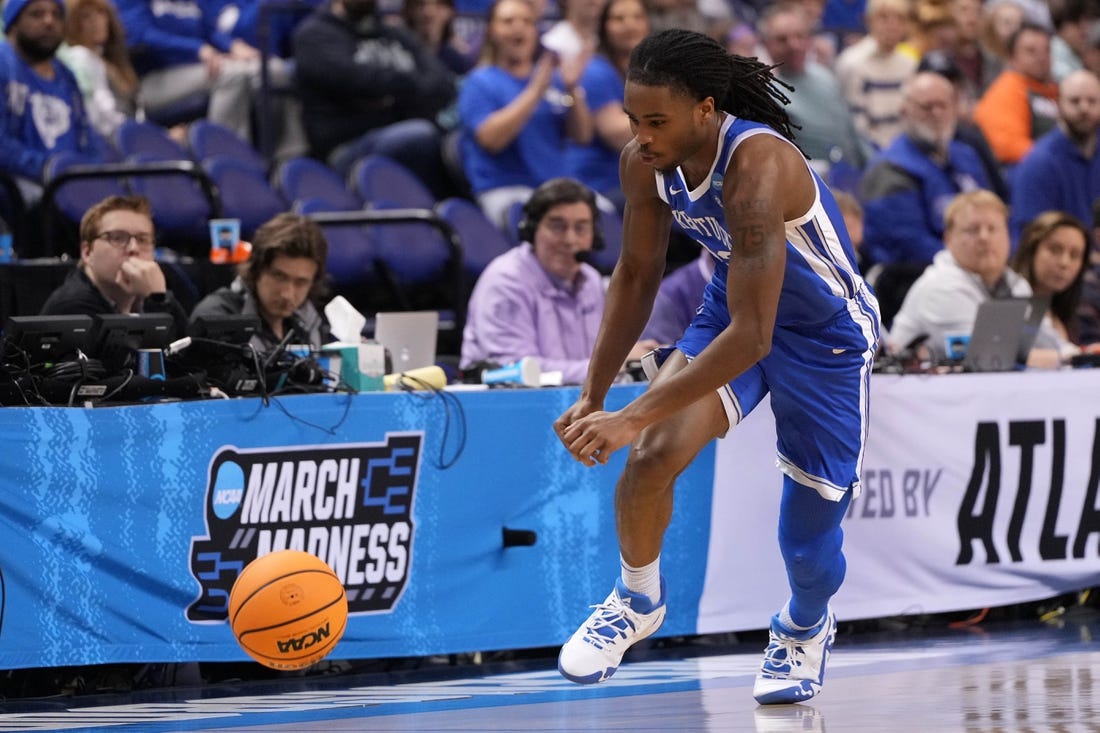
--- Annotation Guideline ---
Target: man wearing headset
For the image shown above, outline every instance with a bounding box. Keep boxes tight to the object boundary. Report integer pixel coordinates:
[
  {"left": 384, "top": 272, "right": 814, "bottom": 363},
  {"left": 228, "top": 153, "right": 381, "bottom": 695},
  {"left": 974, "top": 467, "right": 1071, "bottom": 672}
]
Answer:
[{"left": 461, "top": 177, "right": 657, "bottom": 384}]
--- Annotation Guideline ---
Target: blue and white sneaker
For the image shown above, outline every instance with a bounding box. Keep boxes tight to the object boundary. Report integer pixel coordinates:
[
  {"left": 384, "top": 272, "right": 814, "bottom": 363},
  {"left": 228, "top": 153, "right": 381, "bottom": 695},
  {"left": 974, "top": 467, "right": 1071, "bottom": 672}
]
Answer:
[
  {"left": 558, "top": 577, "right": 667, "bottom": 684},
  {"left": 753, "top": 608, "right": 837, "bottom": 705}
]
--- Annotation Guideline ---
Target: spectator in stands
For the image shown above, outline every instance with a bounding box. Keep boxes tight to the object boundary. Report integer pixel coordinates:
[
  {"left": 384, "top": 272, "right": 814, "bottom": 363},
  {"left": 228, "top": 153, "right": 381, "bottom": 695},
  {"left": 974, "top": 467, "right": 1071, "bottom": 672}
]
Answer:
[
  {"left": 1010, "top": 69, "right": 1100, "bottom": 243},
  {"left": 191, "top": 213, "right": 332, "bottom": 352},
  {"left": 898, "top": 0, "right": 957, "bottom": 63},
  {"left": 724, "top": 20, "right": 757, "bottom": 57},
  {"left": 401, "top": 0, "right": 475, "bottom": 75},
  {"left": 647, "top": 0, "right": 731, "bottom": 42},
  {"left": 949, "top": 0, "right": 1001, "bottom": 100},
  {"left": 210, "top": 0, "right": 311, "bottom": 160},
  {"left": 641, "top": 249, "right": 713, "bottom": 346},
  {"left": 834, "top": 0, "right": 917, "bottom": 152},
  {"left": 293, "top": 0, "right": 457, "bottom": 195},
  {"left": 1049, "top": 0, "right": 1093, "bottom": 82},
  {"left": 980, "top": 0, "right": 1025, "bottom": 67},
  {"left": 888, "top": 190, "right": 1060, "bottom": 365},
  {"left": 461, "top": 178, "right": 656, "bottom": 384},
  {"left": 116, "top": 0, "right": 263, "bottom": 143},
  {"left": 1010, "top": 210, "right": 1090, "bottom": 363},
  {"left": 757, "top": 2, "right": 868, "bottom": 177},
  {"left": 973, "top": 22, "right": 1059, "bottom": 166},
  {"left": 1085, "top": 20, "right": 1100, "bottom": 77},
  {"left": 214, "top": 0, "right": 312, "bottom": 58},
  {"left": 790, "top": 0, "right": 840, "bottom": 68},
  {"left": 458, "top": 0, "right": 594, "bottom": 229},
  {"left": 917, "top": 50, "right": 1010, "bottom": 200},
  {"left": 0, "top": 0, "right": 107, "bottom": 212},
  {"left": 569, "top": 0, "right": 650, "bottom": 212},
  {"left": 860, "top": 71, "right": 991, "bottom": 267},
  {"left": 40, "top": 195, "right": 188, "bottom": 336},
  {"left": 57, "top": 0, "right": 139, "bottom": 139}
]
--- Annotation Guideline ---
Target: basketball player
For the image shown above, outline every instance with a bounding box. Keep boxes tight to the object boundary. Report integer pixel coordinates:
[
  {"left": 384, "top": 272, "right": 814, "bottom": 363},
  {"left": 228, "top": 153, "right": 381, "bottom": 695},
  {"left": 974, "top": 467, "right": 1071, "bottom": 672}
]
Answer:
[{"left": 553, "top": 29, "right": 881, "bottom": 704}]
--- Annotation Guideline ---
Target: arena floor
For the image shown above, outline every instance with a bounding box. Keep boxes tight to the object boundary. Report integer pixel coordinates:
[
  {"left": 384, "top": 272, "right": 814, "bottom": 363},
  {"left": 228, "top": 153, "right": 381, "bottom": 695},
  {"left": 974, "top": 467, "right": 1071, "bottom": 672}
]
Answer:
[{"left": 2, "top": 612, "right": 1099, "bottom": 732}]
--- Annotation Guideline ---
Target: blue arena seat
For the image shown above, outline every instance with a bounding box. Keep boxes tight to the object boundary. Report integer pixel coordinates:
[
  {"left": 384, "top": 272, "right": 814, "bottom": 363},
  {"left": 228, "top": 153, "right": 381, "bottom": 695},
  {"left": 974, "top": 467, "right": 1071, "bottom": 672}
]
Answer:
[
  {"left": 294, "top": 198, "right": 376, "bottom": 289},
  {"left": 187, "top": 120, "right": 266, "bottom": 176},
  {"left": 435, "top": 197, "right": 513, "bottom": 280},
  {"left": 368, "top": 198, "right": 452, "bottom": 285},
  {"left": 350, "top": 155, "right": 436, "bottom": 209},
  {"left": 115, "top": 119, "right": 191, "bottom": 161},
  {"left": 274, "top": 157, "right": 362, "bottom": 212},
  {"left": 202, "top": 156, "right": 288, "bottom": 238},
  {"left": 125, "top": 152, "right": 216, "bottom": 254},
  {"left": 43, "top": 151, "right": 129, "bottom": 231},
  {"left": 591, "top": 207, "right": 623, "bottom": 274}
]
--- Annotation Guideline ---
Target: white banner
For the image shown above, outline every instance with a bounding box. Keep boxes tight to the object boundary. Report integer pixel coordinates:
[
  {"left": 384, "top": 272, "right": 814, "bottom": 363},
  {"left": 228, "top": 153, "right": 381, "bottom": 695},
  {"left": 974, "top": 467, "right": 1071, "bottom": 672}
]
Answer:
[{"left": 698, "top": 370, "right": 1100, "bottom": 633}]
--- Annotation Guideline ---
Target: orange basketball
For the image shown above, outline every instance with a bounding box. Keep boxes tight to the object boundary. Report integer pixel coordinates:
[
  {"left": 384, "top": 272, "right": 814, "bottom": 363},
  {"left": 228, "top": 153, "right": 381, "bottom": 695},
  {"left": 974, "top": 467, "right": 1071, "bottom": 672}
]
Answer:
[{"left": 228, "top": 550, "right": 348, "bottom": 670}]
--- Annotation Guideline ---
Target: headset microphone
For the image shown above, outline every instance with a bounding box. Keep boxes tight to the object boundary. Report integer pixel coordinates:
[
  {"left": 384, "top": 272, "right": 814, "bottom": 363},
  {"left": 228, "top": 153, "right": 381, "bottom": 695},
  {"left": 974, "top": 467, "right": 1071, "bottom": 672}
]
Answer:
[{"left": 573, "top": 250, "right": 593, "bottom": 264}]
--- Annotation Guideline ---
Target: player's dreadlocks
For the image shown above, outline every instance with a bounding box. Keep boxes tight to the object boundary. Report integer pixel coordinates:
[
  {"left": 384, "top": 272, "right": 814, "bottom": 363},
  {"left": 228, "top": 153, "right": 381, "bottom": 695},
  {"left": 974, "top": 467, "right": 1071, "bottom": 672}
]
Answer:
[{"left": 626, "top": 29, "right": 801, "bottom": 147}]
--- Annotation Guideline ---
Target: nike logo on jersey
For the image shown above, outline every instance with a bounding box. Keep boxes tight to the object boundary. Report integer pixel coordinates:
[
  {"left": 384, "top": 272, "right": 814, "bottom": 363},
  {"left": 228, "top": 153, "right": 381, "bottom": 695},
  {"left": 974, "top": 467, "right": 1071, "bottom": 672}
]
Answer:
[
  {"left": 670, "top": 186, "right": 683, "bottom": 194},
  {"left": 832, "top": 348, "right": 845, "bottom": 355}
]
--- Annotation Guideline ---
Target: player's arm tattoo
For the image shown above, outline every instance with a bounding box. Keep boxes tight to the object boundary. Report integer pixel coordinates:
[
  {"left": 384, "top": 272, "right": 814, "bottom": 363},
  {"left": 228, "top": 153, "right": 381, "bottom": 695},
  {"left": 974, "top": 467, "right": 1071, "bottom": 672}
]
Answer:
[{"left": 729, "top": 198, "right": 778, "bottom": 273}]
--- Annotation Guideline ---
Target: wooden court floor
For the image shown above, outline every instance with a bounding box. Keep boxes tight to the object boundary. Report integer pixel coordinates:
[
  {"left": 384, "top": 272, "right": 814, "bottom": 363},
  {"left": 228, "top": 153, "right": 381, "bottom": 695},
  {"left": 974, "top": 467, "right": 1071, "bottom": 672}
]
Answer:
[{"left": 2, "top": 613, "right": 1099, "bottom": 733}]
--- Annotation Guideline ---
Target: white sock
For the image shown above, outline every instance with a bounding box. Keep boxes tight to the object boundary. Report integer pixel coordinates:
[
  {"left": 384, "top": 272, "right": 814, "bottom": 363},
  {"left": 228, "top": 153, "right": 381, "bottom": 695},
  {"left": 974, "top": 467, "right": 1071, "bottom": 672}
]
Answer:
[
  {"left": 778, "top": 601, "right": 824, "bottom": 632},
  {"left": 621, "top": 555, "right": 662, "bottom": 605}
]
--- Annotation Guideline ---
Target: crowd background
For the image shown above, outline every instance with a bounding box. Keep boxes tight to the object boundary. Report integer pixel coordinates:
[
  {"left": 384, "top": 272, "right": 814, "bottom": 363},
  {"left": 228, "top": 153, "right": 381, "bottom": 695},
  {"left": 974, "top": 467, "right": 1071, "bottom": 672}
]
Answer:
[{"left": 3, "top": 0, "right": 1100, "bottom": 366}]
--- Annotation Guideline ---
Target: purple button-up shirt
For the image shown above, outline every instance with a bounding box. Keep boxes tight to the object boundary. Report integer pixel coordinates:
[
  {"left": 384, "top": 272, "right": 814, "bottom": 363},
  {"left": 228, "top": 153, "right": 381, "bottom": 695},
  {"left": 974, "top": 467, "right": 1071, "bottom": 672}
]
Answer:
[{"left": 461, "top": 244, "right": 605, "bottom": 384}]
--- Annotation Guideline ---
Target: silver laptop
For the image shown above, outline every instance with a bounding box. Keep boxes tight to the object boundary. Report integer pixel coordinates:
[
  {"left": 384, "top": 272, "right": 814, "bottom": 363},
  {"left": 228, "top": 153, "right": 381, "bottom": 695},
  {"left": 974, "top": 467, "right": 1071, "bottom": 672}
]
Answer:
[
  {"left": 963, "top": 297, "right": 1049, "bottom": 372},
  {"left": 373, "top": 311, "right": 439, "bottom": 372}
]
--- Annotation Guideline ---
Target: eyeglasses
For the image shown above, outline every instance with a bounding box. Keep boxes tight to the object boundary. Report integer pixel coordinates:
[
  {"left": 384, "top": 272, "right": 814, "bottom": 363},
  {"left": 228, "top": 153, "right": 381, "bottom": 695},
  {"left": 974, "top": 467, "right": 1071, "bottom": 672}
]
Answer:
[
  {"left": 542, "top": 217, "right": 594, "bottom": 238},
  {"left": 95, "top": 230, "right": 156, "bottom": 250}
]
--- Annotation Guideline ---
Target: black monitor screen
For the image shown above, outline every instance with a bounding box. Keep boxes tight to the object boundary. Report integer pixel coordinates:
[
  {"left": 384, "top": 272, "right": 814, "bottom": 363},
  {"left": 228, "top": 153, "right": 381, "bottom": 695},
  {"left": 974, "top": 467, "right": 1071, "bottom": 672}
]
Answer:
[
  {"left": 2, "top": 315, "right": 95, "bottom": 365},
  {"left": 188, "top": 314, "right": 261, "bottom": 345},
  {"left": 89, "top": 313, "right": 175, "bottom": 371}
]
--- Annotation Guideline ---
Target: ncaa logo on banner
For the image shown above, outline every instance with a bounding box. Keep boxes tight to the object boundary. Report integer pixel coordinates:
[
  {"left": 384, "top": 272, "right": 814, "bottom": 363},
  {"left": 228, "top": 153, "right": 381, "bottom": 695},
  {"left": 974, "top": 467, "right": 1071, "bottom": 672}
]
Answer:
[{"left": 186, "top": 432, "right": 423, "bottom": 623}]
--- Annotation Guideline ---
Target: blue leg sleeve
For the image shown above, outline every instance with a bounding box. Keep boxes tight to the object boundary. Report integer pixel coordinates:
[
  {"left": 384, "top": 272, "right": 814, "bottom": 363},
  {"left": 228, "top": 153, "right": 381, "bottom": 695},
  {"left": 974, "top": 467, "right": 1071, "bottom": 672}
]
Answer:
[{"left": 777, "top": 474, "right": 852, "bottom": 628}]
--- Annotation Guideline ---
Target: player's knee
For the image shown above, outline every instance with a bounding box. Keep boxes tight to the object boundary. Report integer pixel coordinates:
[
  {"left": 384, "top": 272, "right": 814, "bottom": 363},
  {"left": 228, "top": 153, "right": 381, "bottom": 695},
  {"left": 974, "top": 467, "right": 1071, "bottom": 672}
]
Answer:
[
  {"left": 624, "top": 439, "right": 689, "bottom": 485},
  {"left": 780, "top": 527, "right": 844, "bottom": 585}
]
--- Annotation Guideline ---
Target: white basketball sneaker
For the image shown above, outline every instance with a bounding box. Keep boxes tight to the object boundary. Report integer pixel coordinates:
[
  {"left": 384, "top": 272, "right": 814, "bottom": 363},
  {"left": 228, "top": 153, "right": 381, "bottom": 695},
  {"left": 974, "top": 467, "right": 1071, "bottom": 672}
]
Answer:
[
  {"left": 753, "top": 608, "right": 837, "bottom": 705},
  {"left": 558, "top": 578, "right": 667, "bottom": 684}
]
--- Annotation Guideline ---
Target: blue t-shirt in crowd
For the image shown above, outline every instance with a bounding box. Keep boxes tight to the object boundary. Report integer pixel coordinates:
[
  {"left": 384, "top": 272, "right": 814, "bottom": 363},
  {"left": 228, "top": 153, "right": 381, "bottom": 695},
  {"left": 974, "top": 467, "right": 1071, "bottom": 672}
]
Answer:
[
  {"left": 0, "top": 41, "right": 105, "bottom": 180},
  {"left": 568, "top": 54, "right": 624, "bottom": 196},
  {"left": 458, "top": 65, "right": 572, "bottom": 194}
]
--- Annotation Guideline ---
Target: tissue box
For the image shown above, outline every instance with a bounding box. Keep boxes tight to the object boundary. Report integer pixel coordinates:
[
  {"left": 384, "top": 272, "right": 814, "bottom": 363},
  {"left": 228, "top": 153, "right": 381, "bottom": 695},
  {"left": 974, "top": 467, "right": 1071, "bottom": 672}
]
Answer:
[{"left": 321, "top": 342, "right": 386, "bottom": 392}]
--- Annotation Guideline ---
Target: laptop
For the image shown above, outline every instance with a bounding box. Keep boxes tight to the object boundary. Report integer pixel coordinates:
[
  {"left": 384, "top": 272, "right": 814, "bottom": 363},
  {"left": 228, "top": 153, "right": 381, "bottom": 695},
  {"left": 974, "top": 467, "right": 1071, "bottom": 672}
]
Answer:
[
  {"left": 962, "top": 297, "right": 1049, "bottom": 372},
  {"left": 373, "top": 311, "right": 439, "bottom": 372}
]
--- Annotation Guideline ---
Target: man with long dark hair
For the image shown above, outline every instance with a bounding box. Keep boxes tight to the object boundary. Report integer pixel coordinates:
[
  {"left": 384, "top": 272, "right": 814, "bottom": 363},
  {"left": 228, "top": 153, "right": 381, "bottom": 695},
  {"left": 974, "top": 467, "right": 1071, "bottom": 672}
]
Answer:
[
  {"left": 554, "top": 29, "right": 881, "bottom": 704},
  {"left": 190, "top": 213, "right": 331, "bottom": 353}
]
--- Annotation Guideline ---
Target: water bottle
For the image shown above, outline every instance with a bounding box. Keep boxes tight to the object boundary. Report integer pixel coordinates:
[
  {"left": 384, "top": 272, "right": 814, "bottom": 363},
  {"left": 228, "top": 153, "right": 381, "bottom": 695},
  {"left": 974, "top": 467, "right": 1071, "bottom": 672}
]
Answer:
[{"left": 0, "top": 218, "right": 12, "bottom": 263}]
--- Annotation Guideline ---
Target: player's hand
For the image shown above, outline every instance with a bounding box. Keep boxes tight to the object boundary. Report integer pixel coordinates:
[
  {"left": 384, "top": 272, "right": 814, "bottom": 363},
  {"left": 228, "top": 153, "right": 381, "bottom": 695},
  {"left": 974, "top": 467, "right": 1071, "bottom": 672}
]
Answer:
[
  {"left": 553, "top": 395, "right": 600, "bottom": 448},
  {"left": 560, "top": 409, "right": 641, "bottom": 467},
  {"left": 116, "top": 258, "right": 166, "bottom": 299}
]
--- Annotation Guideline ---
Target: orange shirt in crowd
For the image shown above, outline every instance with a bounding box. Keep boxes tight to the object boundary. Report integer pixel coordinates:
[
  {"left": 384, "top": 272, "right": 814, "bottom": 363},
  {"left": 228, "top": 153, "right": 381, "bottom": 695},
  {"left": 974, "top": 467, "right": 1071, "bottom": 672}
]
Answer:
[{"left": 973, "top": 69, "right": 1059, "bottom": 165}]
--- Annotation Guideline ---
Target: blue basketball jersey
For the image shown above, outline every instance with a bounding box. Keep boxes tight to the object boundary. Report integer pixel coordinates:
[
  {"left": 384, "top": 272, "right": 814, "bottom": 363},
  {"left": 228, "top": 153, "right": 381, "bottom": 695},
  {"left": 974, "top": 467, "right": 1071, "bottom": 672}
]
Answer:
[{"left": 655, "top": 115, "right": 867, "bottom": 329}]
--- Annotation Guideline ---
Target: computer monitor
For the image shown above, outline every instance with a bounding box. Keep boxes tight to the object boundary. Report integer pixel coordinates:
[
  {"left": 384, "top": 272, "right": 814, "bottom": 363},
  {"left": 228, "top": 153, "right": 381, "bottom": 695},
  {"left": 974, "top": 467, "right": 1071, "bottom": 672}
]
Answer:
[
  {"left": 188, "top": 314, "right": 261, "bottom": 345},
  {"left": 89, "top": 313, "right": 175, "bottom": 372},
  {"left": 2, "top": 315, "right": 95, "bottom": 365}
]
